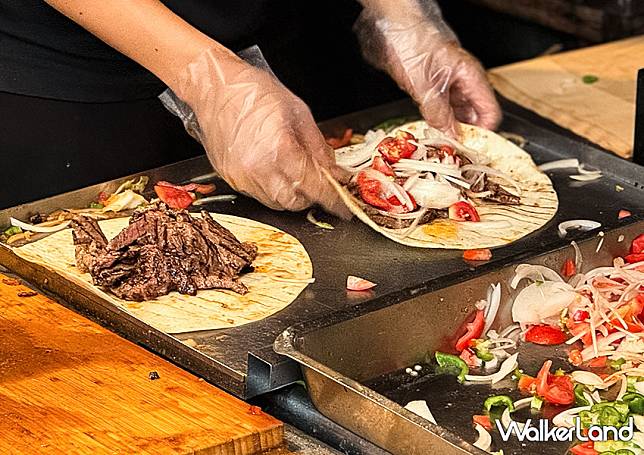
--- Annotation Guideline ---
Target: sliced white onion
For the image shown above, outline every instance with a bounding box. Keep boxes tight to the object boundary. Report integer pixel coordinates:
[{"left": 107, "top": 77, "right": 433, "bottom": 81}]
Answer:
[
  {"left": 418, "top": 127, "right": 487, "bottom": 164},
  {"left": 306, "top": 209, "right": 334, "bottom": 230},
  {"left": 570, "top": 174, "right": 603, "bottom": 181},
  {"left": 634, "top": 415, "right": 644, "bottom": 432},
  {"left": 571, "top": 240, "right": 583, "bottom": 272},
  {"left": 483, "top": 283, "right": 501, "bottom": 335},
  {"left": 552, "top": 406, "right": 591, "bottom": 428},
  {"left": 538, "top": 159, "right": 580, "bottom": 172},
  {"left": 617, "top": 376, "right": 628, "bottom": 401},
  {"left": 465, "top": 353, "right": 518, "bottom": 384},
  {"left": 466, "top": 190, "right": 493, "bottom": 199},
  {"left": 374, "top": 209, "right": 424, "bottom": 220},
  {"left": 558, "top": 220, "right": 602, "bottom": 238},
  {"left": 404, "top": 400, "right": 436, "bottom": 424},
  {"left": 570, "top": 371, "right": 606, "bottom": 387},
  {"left": 442, "top": 174, "right": 471, "bottom": 189},
  {"left": 335, "top": 130, "right": 385, "bottom": 168},
  {"left": 583, "top": 391, "right": 595, "bottom": 406},
  {"left": 510, "top": 264, "right": 564, "bottom": 289},
  {"left": 499, "top": 324, "right": 521, "bottom": 338},
  {"left": 473, "top": 424, "right": 492, "bottom": 451},
  {"left": 393, "top": 159, "right": 463, "bottom": 178},
  {"left": 512, "top": 281, "right": 576, "bottom": 326},
  {"left": 407, "top": 179, "right": 461, "bottom": 209},
  {"left": 10, "top": 217, "right": 71, "bottom": 233},
  {"left": 578, "top": 164, "right": 602, "bottom": 175},
  {"left": 403, "top": 173, "right": 421, "bottom": 191},
  {"left": 501, "top": 397, "right": 532, "bottom": 433},
  {"left": 635, "top": 381, "right": 644, "bottom": 395}
]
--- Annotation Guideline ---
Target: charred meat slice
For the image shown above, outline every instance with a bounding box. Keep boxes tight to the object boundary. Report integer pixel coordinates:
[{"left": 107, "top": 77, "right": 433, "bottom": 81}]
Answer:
[
  {"left": 484, "top": 182, "right": 520, "bottom": 205},
  {"left": 71, "top": 203, "right": 257, "bottom": 301}
]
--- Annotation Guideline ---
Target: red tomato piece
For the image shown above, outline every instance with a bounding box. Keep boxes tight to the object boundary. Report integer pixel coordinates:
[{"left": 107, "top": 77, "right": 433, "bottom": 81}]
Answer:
[
  {"left": 325, "top": 128, "right": 353, "bottom": 149},
  {"left": 625, "top": 253, "right": 644, "bottom": 264},
  {"left": 371, "top": 156, "right": 395, "bottom": 177},
  {"left": 568, "top": 349, "right": 583, "bottom": 366},
  {"left": 631, "top": 234, "right": 644, "bottom": 254},
  {"left": 561, "top": 258, "right": 576, "bottom": 278},
  {"left": 154, "top": 184, "right": 195, "bottom": 209},
  {"left": 356, "top": 171, "right": 412, "bottom": 214},
  {"left": 448, "top": 202, "right": 481, "bottom": 222},
  {"left": 518, "top": 375, "right": 536, "bottom": 394},
  {"left": 156, "top": 181, "right": 215, "bottom": 195},
  {"left": 377, "top": 131, "right": 418, "bottom": 164},
  {"left": 588, "top": 356, "right": 607, "bottom": 368},
  {"left": 524, "top": 325, "right": 567, "bottom": 345},
  {"left": 472, "top": 415, "right": 492, "bottom": 431},
  {"left": 97, "top": 191, "right": 110, "bottom": 204},
  {"left": 572, "top": 310, "right": 589, "bottom": 322},
  {"left": 535, "top": 360, "right": 574, "bottom": 405},
  {"left": 459, "top": 348, "right": 479, "bottom": 368},
  {"left": 569, "top": 441, "right": 597, "bottom": 455},
  {"left": 439, "top": 145, "right": 455, "bottom": 157},
  {"left": 463, "top": 249, "right": 492, "bottom": 261},
  {"left": 619, "top": 209, "right": 632, "bottom": 219},
  {"left": 346, "top": 275, "right": 377, "bottom": 291},
  {"left": 455, "top": 310, "right": 485, "bottom": 352}
]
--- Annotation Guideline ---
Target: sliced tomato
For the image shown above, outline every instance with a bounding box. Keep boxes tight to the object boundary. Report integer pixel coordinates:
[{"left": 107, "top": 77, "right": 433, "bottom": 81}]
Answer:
[
  {"left": 463, "top": 249, "right": 492, "bottom": 261},
  {"left": 459, "top": 348, "right": 479, "bottom": 368},
  {"left": 625, "top": 253, "right": 644, "bottom": 264},
  {"left": 439, "top": 145, "right": 455, "bottom": 158},
  {"left": 472, "top": 415, "right": 492, "bottom": 431},
  {"left": 325, "top": 128, "right": 353, "bottom": 149},
  {"left": 154, "top": 184, "right": 195, "bottom": 209},
  {"left": 588, "top": 356, "right": 607, "bottom": 368},
  {"left": 455, "top": 309, "right": 485, "bottom": 352},
  {"left": 377, "top": 131, "right": 417, "bottom": 164},
  {"left": 371, "top": 156, "right": 395, "bottom": 177},
  {"left": 156, "top": 180, "right": 215, "bottom": 195},
  {"left": 569, "top": 441, "right": 597, "bottom": 455},
  {"left": 346, "top": 275, "right": 377, "bottom": 291},
  {"left": 535, "top": 360, "right": 574, "bottom": 405},
  {"left": 561, "top": 258, "right": 576, "bottom": 278},
  {"left": 572, "top": 310, "right": 589, "bottom": 322},
  {"left": 97, "top": 191, "right": 110, "bottom": 204},
  {"left": 524, "top": 325, "right": 567, "bottom": 345},
  {"left": 536, "top": 360, "right": 552, "bottom": 397},
  {"left": 356, "top": 171, "right": 412, "bottom": 213},
  {"left": 568, "top": 349, "right": 583, "bottom": 366},
  {"left": 631, "top": 234, "right": 644, "bottom": 254},
  {"left": 518, "top": 374, "right": 536, "bottom": 394},
  {"left": 619, "top": 209, "right": 632, "bottom": 219},
  {"left": 448, "top": 202, "right": 481, "bottom": 222},
  {"left": 616, "top": 294, "right": 644, "bottom": 322}
]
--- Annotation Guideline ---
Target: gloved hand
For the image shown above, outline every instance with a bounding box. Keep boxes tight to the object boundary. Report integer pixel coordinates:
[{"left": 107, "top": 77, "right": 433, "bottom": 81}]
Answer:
[
  {"left": 171, "top": 46, "right": 350, "bottom": 216},
  {"left": 355, "top": 2, "right": 502, "bottom": 137}
]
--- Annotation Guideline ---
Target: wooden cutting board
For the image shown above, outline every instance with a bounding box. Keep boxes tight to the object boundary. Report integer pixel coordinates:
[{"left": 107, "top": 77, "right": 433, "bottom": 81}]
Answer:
[
  {"left": 489, "top": 36, "right": 643, "bottom": 159},
  {"left": 0, "top": 273, "right": 283, "bottom": 454}
]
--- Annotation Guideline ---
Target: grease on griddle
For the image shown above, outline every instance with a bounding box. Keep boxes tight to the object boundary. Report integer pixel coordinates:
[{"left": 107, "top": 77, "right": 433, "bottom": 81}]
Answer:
[{"left": 17, "top": 290, "right": 38, "bottom": 297}]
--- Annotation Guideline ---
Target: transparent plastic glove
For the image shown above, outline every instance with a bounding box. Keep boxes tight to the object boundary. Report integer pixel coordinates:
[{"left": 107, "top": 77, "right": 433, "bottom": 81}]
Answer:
[
  {"left": 355, "top": 3, "right": 502, "bottom": 137},
  {"left": 171, "top": 47, "right": 350, "bottom": 217}
]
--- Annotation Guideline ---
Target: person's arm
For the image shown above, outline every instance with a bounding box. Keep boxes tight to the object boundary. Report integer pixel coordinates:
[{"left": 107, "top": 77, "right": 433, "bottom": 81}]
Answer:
[
  {"left": 44, "top": 0, "right": 234, "bottom": 87},
  {"left": 354, "top": 0, "right": 501, "bottom": 136},
  {"left": 44, "top": 0, "right": 350, "bottom": 216}
]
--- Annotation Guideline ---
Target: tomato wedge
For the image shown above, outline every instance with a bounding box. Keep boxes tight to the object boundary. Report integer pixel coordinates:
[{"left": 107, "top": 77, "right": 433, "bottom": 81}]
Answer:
[
  {"left": 156, "top": 181, "right": 215, "bottom": 195},
  {"left": 561, "top": 258, "right": 576, "bottom": 278},
  {"left": 535, "top": 360, "right": 574, "bottom": 405},
  {"left": 518, "top": 374, "right": 536, "bottom": 394},
  {"left": 371, "top": 156, "right": 395, "bottom": 177},
  {"left": 356, "top": 171, "right": 414, "bottom": 213},
  {"left": 463, "top": 249, "right": 492, "bottom": 261},
  {"left": 459, "top": 348, "right": 479, "bottom": 368},
  {"left": 568, "top": 349, "right": 583, "bottom": 366},
  {"left": 154, "top": 184, "right": 195, "bottom": 209},
  {"left": 625, "top": 253, "right": 644, "bottom": 264},
  {"left": 377, "top": 131, "right": 417, "bottom": 164},
  {"left": 325, "top": 128, "right": 353, "bottom": 149},
  {"left": 631, "top": 234, "right": 644, "bottom": 254},
  {"left": 472, "top": 415, "right": 492, "bottom": 431},
  {"left": 569, "top": 441, "right": 597, "bottom": 455},
  {"left": 448, "top": 202, "right": 480, "bottom": 222},
  {"left": 618, "top": 209, "right": 632, "bottom": 219},
  {"left": 524, "top": 325, "right": 567, "bottom": 345},
  {"left": 346, "top": 275, "right": 377, "bottom": 291},
  {"left": 455, "top": 309, "right": 485, "bottom": 352}
]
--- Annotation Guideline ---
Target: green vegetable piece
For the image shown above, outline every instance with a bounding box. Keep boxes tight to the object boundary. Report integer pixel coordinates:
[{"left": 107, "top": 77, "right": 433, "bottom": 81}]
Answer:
[
  {"left": 594, "top": 441, "right": 639, "bottom": 454},
  {"left": 512, "top": 368, "right": 523, "bottom": 381},
  {"left": 434, "top": 352, "right": 469, "bottom": 383},
  {"left": 582, "top": 74, "right": 599, "bottom": 84},
  {"left": 610, "top": 358, "right": 627, "bottom": 370},
  {"left": 574, "top": 384, "right": 590, "bottom": 407},
  {"left": 614, "top": 450, "right": 636, "bottom": 455},
  {"left": 622, "top": 392, "right": 644, "bottom": 415},
  {"left": 3, "top": 226, "right": 22, "bottom": 236},
  {"left": 578, "top": 409, "right": 596, "bottom": 429},
  {"left": 89, "top": 202, "right": 104, "bottom": 209},
  {"left": 472, "top": 340, "right": 494, "bottom": 362},
  {"left": 598, "top": 406, "right": 623, "bottom": 426},
  {"left": 531, "top": 395, "right": 543, "bottom": 410},
  {"left": 484, "top": 395, "right": 515, "bottom": 413},
  {"left": 373, "top": 116, "right": 418, "bottom": 133},
  {"left": 554, "top": 368, "right": 565, "bottom": 376}
]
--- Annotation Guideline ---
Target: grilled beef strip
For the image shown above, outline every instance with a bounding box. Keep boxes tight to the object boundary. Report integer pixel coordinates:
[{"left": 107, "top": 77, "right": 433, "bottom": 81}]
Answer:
[{"left": 71, "top": 203, "right": 257, "bottom": 301}]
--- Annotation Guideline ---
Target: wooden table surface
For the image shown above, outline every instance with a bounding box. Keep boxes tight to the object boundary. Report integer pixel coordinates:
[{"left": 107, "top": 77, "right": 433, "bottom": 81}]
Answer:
[{"left": 0, "top": 273, "right": 284, "bottom": 454}]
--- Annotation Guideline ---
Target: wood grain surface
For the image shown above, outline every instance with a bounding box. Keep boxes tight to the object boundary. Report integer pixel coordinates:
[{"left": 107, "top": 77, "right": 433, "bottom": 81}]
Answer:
[{"left": 0, "top": 274, "right": 283, "bottom": 454}]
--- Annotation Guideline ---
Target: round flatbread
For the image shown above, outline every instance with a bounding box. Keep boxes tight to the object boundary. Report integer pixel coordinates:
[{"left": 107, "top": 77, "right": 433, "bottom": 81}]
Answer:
[
  {"left": 13, "top": 214, "right": 312, "bottom": 333},
  {"left": 328, "top": 121, "right": 558, "bottom": 249}
]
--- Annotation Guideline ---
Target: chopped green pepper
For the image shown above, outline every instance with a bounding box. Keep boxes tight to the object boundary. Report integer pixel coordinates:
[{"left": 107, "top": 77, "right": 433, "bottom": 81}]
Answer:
[
  {"left": 554, "top": 368, "right": 565, "bottom": 377},
  {"left": 582, "top": 74, "right": 599, "bottom": 84},
  {"left": 434, "top": 352, "right": 469, "bottom": 383},
  {"left": 579, "top": 410, "right": 595, "bottom": 429},
  {"left": 609, "top": 358, "right": 626, "bottom": 370},
  {"left": 626, "top": 376, "right": 644, "bottom": 392},
  {"left": 531, "top": 395, "right": 543, "bottom": 410},
  {"left": 598, "top": 406, "right": 624, "bottom": 426},
  {"left": 373, "top": 116, "right": 418, "bottom": 133},
  {"left": 484, "top": 395, "right": 515, "bottom": 413},
  {"left": 3, "top": 226, "right": 22, "bottom": 236},
  {"left": 89, "top": 202, "right": 104, "bottom": 209},
  {"left": 574, "top": 384, "right": 590, "bottom": 406},
  {"left": 614, "top": 450, "right": 636, "bottom": 455},
  {"left": 622, "top": 392, "right": 644, "bottom": 415},
  {"left": 471, "top": 339, "right": 494, "bottom": 362}
]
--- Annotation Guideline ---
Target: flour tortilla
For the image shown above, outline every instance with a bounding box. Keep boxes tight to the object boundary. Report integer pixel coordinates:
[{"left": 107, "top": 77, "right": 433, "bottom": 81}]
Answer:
[
  {"left": 13, "top": 213, "right": 312, "bottom": 333},
  {"left": 329, "top": 121, "right": 558, "bottom": 249}
]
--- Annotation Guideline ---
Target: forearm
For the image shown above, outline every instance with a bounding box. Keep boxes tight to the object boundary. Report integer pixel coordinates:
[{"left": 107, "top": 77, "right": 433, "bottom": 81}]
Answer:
[{"left": 44, "top": 0, "right": 237, "bottom": 88}]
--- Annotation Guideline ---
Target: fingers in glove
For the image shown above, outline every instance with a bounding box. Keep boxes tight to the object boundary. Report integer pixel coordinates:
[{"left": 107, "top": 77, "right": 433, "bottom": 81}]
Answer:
[{"left": 449, "top": 61, "right": 502, "bottom": 130}]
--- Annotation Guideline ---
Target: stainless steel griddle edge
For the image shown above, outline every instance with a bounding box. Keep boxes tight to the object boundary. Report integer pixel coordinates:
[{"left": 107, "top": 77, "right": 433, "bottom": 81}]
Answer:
[{"left": 0, "top": 99, "right": 642, "bottom": 399}]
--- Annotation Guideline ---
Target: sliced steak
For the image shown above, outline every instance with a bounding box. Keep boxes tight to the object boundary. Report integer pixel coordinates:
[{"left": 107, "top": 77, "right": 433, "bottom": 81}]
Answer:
[
  {"left": 71, "top": 202, "right": 257, "bottom": 301},
  {"left": 484, "top": 182, "right": 521, "bottom": 205}
]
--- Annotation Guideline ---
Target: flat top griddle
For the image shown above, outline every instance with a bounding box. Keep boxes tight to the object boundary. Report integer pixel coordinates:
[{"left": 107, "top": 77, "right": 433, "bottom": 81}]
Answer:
[{"left": 1, "top": 99, "right": 642, "bottom": 398}]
